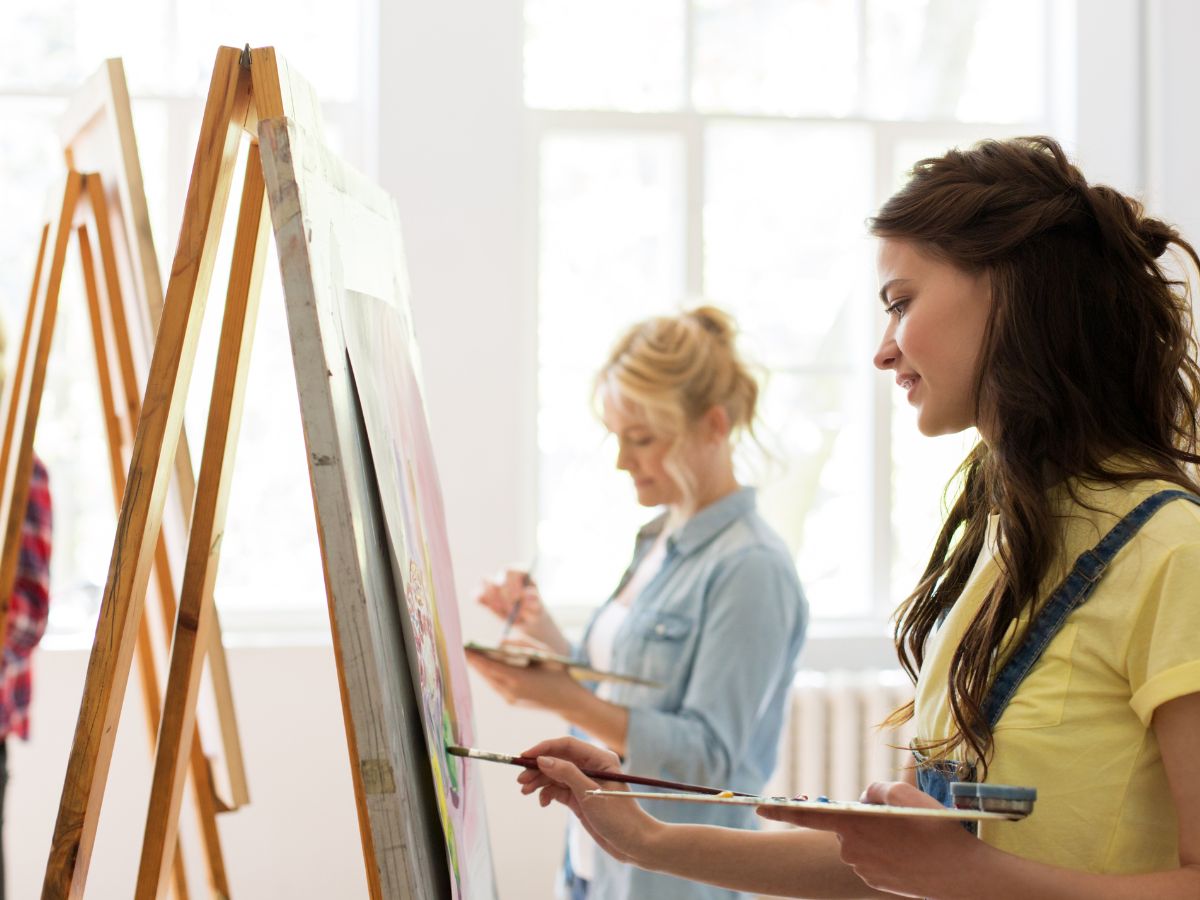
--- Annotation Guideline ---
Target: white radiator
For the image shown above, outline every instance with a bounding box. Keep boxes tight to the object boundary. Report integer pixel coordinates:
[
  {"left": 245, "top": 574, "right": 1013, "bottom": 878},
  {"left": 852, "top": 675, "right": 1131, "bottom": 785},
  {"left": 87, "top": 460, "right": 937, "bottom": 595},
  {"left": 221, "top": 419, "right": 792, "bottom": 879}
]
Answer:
[{"left": 764, "top": 670, "right": 916, "bottom": 804}]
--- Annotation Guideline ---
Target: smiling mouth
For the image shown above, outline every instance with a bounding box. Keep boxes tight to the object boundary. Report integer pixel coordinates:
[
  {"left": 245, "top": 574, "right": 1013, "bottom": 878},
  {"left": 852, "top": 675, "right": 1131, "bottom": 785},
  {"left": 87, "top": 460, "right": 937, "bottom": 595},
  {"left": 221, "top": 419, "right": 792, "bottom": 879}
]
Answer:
[{"left": 897, "top": 374, "right": 919, "bottom": 391}]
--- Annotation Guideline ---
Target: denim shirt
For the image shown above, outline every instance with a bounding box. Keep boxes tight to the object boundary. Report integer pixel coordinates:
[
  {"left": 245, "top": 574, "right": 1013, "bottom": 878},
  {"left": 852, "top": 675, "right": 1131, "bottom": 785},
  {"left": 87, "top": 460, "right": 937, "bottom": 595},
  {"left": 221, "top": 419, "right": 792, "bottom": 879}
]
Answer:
[{"left": 572, "top": 487, "right": 808, "bottom": 900}]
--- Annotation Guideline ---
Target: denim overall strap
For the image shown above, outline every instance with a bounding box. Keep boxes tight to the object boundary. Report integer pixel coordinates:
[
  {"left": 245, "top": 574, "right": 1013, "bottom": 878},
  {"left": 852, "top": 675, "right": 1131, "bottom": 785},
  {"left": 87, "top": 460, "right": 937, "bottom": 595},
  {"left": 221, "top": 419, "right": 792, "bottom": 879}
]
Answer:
[
  {"left": 915, "top": 488, "right": 1200, "bottom": 827},
  {"left": 980, "top": 488, "right": 1200, "bottom": 728}
]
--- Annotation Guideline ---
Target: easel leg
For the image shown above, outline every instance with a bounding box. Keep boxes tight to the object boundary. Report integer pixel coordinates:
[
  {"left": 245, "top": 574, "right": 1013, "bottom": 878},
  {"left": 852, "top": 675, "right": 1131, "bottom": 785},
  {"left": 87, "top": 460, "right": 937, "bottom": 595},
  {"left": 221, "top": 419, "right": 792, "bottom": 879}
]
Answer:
[
  {"left": 78, "top": 221, "right": 193, "bottom": 900},
  {"left": 42, "top": 49, "right": 251, "bottom": 898},
  {"left": 87, "top": 175, "right": 233, "bottom": 895},
  {"left": 0, "top": 173, "right": 83, "bottom": 642},
  {"left": 135, "top": 140, "right": 270, "bottom": 900},
  {"left": 204, "top": 604, "right": 250, "bottom": 809},
  {"left": 321, "top": 566, "right": 386, "bottom": 900}
]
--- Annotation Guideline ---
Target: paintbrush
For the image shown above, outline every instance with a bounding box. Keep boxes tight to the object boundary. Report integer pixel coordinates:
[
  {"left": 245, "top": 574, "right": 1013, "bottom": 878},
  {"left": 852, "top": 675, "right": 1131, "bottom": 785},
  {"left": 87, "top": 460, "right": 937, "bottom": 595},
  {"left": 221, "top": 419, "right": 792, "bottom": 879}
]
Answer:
[
  {"left": 447, "top": 745, "right": 756, "bottom": 797},
  {"left": 498, "top": 555, "right": 537, "bottom": 643}
]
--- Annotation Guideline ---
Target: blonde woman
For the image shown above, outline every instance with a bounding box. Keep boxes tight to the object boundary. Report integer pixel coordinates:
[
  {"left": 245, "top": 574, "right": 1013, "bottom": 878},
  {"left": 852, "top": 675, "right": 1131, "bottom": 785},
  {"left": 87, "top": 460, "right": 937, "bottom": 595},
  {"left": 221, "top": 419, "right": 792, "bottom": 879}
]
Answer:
[{"left": 468, "top": 307, "right": 808, "bottom": 900}]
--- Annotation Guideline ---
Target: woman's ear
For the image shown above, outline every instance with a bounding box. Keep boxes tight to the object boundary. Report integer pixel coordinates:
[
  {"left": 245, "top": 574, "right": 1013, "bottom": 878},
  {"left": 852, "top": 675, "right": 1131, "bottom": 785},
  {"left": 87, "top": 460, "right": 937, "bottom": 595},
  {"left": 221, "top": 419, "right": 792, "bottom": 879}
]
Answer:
[{"left": 702, "top": 405, "right": 732, "bottom": 442}]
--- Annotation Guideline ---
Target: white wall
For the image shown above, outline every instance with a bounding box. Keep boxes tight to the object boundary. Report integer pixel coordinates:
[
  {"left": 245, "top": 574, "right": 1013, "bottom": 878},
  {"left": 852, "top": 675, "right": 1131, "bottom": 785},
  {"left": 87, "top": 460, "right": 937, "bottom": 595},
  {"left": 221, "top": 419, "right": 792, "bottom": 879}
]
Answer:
[
  {"left": 1069, "top": 0, "right": 1200, "bottom": 236},
  {"left": 9, "top": 643, "right": 367, "bottom": 898},
  {"left": 1143, "top": 0, "right": 1200, "bottom": 242}
]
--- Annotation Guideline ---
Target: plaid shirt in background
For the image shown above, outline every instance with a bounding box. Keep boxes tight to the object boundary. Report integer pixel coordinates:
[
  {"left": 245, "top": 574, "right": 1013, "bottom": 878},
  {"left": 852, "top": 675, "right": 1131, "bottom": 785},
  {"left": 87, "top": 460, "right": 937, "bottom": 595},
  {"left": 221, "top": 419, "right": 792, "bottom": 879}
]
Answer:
[{"left": 0, "top": 456, "right": 51, "bottom": 741}]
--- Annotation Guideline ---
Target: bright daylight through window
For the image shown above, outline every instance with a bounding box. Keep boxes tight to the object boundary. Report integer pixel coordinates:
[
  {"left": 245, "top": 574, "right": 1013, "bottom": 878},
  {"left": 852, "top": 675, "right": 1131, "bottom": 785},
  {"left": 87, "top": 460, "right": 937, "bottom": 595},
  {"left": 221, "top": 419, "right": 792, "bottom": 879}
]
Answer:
[{"left": 527, "top": 0, "right": 1053, "bottom": 624}]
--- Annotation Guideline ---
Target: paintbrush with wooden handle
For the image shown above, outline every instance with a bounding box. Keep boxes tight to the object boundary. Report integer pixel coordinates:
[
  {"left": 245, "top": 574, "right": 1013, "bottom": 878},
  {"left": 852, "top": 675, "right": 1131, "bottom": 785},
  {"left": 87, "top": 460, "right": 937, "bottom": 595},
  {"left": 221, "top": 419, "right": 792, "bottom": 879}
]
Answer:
[{"left": 447, "top": 745, "right": 755, "bottom": 797}]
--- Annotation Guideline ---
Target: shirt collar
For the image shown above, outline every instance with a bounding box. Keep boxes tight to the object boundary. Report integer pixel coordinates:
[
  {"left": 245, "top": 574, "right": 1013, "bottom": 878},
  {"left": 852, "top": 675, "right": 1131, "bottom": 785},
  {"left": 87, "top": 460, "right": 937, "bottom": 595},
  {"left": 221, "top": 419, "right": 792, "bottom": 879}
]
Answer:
[{"left": 636, "top": 486, "right": 757, "bottom": 559}]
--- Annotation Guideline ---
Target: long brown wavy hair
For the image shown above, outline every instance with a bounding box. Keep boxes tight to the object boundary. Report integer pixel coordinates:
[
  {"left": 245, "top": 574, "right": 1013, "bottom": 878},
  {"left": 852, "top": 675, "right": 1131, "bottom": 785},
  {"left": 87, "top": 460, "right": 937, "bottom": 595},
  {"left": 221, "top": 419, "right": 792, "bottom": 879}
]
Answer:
[{"left": 874, "top": 136, "right": 1200, "bottom": 774}]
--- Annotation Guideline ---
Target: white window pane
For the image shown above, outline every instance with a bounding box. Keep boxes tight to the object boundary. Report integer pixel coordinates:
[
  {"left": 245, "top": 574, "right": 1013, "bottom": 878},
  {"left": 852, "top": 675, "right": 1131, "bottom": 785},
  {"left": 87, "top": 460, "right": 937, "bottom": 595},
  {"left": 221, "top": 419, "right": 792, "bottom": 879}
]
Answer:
[
  {"left": 538, "top": 133, "right": 685, "bottom": 605},
  {"left": 0, "top": 100, "right": 65, "bottom": 330},
  {"left": 693, "top": 0, "right": 859, "bottom": 116},
  {"left": 956, "top": 0, "right": 1047, "bottom": 122},
  {"left": 40, "top": 246, "right": 120, "bottom": 635},
  {"left": 0, "top": 0, "right": 175, "bottom": 93},
  {"left": 68, "top": 1, "right": 173, "bottom": 94},
  {"left": 890, "top": 403, "right": 978, "bottom": 607},
  {"left": 537, "top": 427, "right": 648, "bottom": 610},
  {"left": 209, "top": 240, "right": 326, "bottom": 621},
  {"left": 863, "top": 0, "right": 1046, "bottom": 122},
  {"left": 170, "top": 0, "right": 363, "bottom": 100},
  {"left": 128, "top": 99, "right": 170, "bottom": 281},
  {"left": 755, "top": 372, "right": 873, "bottom": 618},
  {"left": 525, "top": 0, "right": 686, "bottom": 111},
  {"left": 539, "top": 134, "right": 685, "bottom": 369},
  {"left": 0, "top": 0, "right": 91, "bottom": 90},
  {"left": 705, "top": 122, "right": 874, "bottom": 369}
]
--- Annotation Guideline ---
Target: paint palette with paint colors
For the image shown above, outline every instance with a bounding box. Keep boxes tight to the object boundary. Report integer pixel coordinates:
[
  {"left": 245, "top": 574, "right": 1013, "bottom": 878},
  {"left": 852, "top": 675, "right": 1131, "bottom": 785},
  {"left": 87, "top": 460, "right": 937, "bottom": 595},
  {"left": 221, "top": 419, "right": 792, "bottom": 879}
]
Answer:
[{"left": 586, "top": 784, "right": 1035, "bottom": 822}]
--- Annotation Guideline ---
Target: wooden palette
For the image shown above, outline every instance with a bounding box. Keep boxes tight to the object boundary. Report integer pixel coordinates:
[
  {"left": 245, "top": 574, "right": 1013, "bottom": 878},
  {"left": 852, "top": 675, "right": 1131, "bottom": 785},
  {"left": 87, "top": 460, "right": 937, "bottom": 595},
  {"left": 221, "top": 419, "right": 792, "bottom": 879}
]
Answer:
[
  {"left": 464, "top": 641, "right": 663, "bottom": 688},
  {"left": 587, "top": 790, "right": 1030, "bottom": 822}
]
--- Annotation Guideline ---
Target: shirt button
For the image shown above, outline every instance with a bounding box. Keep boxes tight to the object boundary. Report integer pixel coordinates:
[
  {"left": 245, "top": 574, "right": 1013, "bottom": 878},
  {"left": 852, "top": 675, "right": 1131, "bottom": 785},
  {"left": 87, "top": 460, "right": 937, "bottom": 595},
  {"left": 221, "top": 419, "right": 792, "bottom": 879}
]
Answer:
[{"left": 655, "top": 623, "right": 666, "bottom": 636}]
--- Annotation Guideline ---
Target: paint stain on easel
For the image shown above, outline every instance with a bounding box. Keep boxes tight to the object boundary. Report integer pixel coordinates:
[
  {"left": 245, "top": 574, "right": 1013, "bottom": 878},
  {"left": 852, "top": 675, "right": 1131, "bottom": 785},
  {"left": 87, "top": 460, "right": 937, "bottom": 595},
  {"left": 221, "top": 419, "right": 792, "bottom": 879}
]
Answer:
[{"left": 360, "top": 759, "right": 397, "bottom": 794}]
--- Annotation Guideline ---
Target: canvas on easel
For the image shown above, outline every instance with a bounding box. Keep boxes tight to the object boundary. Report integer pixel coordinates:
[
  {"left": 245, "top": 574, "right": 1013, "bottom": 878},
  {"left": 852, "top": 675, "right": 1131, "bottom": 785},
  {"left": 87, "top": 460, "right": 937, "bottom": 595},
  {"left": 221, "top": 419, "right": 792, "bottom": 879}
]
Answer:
[
  {"left": 44, "top": 46, "right": 497, "bottom": 900},
  {"left": 258, "top": 109, "right": 496, "bottom": 893}
]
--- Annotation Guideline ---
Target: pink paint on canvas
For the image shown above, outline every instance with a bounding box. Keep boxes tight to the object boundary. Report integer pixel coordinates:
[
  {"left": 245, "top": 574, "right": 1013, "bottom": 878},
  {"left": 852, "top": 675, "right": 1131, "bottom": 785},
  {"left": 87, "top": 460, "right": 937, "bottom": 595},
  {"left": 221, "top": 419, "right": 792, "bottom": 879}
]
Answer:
[{"left": 343, "top": 290, "right": 495, "bottom": 898}]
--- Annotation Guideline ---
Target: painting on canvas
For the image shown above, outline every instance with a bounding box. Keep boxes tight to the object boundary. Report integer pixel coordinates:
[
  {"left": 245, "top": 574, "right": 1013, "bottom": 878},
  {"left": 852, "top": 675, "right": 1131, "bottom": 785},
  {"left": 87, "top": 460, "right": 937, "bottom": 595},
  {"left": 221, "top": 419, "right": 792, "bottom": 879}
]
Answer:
[{"left": 342, "top": 290, "right": 495, "bottom": 897}]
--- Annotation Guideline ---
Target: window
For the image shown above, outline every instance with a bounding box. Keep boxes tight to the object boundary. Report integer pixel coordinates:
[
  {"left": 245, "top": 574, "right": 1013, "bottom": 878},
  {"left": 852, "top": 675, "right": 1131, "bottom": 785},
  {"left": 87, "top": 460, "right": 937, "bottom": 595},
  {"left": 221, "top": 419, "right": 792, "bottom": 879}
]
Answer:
[
  {"left": 0, "top": 2, "right": 374, "bottom": 636},
  {"left": 528, "top": 0, "right": 1057, "bottom": 625}
]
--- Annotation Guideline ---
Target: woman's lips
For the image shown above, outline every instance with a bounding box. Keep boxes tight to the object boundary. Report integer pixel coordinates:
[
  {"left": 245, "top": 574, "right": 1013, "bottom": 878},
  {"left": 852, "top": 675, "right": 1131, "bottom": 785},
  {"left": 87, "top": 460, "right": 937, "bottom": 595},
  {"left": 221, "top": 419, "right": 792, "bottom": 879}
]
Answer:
[{"left": 897, "top": 373, "right": 920, "bottom": 401}]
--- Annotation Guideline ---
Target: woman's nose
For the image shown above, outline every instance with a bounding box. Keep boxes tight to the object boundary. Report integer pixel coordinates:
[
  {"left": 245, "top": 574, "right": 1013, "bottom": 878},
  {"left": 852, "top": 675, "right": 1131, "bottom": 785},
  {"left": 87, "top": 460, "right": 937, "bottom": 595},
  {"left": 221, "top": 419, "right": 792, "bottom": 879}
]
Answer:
[
  {"left": 874, "top": 328, "right": 899, "bottom": 371},
  {"left": 615, "top": 445, "right": 631, "bottom": 472}
]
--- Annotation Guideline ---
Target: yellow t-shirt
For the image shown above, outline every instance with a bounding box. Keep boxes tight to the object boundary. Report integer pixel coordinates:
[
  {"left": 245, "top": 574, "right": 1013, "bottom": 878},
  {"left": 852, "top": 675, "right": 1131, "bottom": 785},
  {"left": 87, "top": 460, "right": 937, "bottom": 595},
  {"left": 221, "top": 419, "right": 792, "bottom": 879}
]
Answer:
[{"left": 914, "top": 477, "right": 1200, "bottom": 873}]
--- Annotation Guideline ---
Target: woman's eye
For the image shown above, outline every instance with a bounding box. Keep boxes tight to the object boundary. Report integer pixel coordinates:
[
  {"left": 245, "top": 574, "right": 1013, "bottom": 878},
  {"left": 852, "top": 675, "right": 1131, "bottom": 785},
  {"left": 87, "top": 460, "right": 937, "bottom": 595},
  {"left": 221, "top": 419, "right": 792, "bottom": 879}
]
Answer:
[{"left": 884, "top": 299, "right": 910, "bottom": 319}]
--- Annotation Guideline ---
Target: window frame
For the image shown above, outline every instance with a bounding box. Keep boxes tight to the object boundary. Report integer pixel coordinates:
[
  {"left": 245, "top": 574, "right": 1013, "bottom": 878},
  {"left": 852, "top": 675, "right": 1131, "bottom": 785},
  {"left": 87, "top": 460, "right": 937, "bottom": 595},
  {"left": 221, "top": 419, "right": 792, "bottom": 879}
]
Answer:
[{"left": 525, "top": 2, "right": 1060, "bottom": 636}]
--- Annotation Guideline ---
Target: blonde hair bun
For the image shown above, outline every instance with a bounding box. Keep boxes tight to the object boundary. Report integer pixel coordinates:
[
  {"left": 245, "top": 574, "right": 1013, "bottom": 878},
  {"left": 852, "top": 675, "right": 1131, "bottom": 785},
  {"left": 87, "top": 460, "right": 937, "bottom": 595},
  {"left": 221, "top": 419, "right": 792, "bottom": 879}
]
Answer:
[
  {"left": 686, "top": 305, "right": 736, "bottom": 345},
  {"left": 597, "top": 305, "right": 759, "bottom": 438}
]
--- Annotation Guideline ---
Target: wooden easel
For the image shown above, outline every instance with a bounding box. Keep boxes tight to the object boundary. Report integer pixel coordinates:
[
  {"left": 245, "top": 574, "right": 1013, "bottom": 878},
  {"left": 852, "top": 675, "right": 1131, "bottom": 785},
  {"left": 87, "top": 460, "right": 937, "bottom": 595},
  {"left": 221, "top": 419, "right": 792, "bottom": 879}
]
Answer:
[
  {"left": 0, "top": 62, "right": 251, "bottom": 898},
  {"left": 56, "top": 58, "right": 252, "bottom": 835},
  {"left": 42, "top": 46, "right": 414, "bottom": 899},
  {"left": 57, "top": 61, "right": 252, "bottom": 833}
]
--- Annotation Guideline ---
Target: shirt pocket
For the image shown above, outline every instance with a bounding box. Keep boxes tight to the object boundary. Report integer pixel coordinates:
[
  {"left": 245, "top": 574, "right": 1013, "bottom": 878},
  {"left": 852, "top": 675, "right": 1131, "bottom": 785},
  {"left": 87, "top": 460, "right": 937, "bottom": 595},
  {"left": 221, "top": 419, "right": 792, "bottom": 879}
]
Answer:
[
  {"left": 634, "top": 612, "right": 696, "bottom": 689},
  {"left": 994, "top": 622, "right": 1078, "bottom": 731}
]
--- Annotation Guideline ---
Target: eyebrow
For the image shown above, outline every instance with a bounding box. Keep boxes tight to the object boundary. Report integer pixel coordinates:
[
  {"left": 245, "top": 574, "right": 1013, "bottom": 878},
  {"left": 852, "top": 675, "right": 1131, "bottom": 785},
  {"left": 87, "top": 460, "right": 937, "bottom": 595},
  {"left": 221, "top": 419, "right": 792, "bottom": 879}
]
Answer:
[{"left": 878, "top": 278, "right": 913, "bottom": 305}]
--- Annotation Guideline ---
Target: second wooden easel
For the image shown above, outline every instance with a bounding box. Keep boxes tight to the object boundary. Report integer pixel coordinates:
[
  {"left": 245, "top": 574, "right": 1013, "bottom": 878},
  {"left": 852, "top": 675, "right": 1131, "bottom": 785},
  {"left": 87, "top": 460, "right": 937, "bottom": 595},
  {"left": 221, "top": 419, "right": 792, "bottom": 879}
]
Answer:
[{"left": 0, "top": 60, "right": 249, "bottom": 898}]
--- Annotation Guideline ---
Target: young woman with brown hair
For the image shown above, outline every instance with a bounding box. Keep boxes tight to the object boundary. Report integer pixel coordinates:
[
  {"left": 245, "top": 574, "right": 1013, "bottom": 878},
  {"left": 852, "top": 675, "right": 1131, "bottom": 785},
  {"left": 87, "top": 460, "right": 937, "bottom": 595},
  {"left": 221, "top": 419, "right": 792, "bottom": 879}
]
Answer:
[{"left": 515, "top": 136, "right": 1200, "bottom": 899}]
